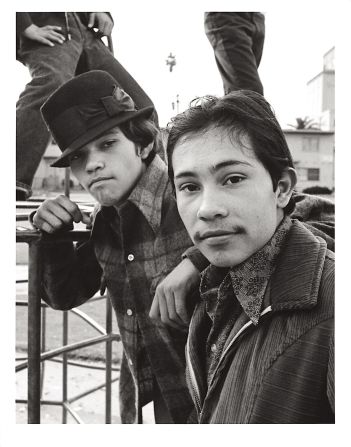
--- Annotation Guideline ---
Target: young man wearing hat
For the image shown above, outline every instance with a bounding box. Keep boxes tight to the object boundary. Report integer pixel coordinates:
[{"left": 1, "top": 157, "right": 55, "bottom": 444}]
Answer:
[
  {"left": 32, "top": 70, "right": 204, "bottom": 424},
  {"left": 166, "top": 91, "right": 334, "bottom": 423},
  {"left": 16, "top": 12, "right": 156, "bottom": 201}
]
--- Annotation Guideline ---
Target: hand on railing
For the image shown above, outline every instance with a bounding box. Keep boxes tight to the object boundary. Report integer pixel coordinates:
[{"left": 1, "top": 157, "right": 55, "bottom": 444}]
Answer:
[{"left": 32, "top": 195, "right": 91, "bottom": 234}]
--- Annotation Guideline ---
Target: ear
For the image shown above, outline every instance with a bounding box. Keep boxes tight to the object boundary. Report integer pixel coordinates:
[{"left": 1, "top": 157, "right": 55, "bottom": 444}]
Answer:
[
  {"left": 276, "top": 168, "right": 297, "bottom": 209},
  {"left": 139, "top": 142, "right": 154, "bottom": 160}
]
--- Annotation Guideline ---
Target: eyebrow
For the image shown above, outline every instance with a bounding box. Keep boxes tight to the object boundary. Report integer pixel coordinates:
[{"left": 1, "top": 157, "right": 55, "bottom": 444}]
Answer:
[
  {"left": 174, "top": 159, "right": 253, "bottom": 180},
  {"left": 96, "top": 127, "right": 121, "bottom": 140}
]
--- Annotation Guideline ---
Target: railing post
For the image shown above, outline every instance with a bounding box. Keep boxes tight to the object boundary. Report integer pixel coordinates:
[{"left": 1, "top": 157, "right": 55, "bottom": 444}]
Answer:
[
  {"left": 62, "top": 311, "right": 69, "bottom": 423},
  {"left": 27, "top": 240, "right": 42, "bottom": 423},
  {"left": 105, "top": 298, "right": 112, "bottom": 423}
]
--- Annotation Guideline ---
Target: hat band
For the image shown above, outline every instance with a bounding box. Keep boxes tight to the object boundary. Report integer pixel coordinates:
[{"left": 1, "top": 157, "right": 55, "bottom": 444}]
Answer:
[{"left": 50, "top": 92, "right": 136, "bottom": 151}]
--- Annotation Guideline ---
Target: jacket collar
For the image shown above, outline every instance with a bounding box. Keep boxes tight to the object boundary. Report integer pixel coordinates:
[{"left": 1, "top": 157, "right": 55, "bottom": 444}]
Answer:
[
  {"left": 199, "top": 217, "right": 292, "bottom": 325},
  {"left": 125, "top": 154, "right": 169, "bottom": 234},
  {"left": 90, "top": 154, "right": 169, "bottom": 235},
  {"left": 268, "top": 219, "right": 327, "bottom": 312}
]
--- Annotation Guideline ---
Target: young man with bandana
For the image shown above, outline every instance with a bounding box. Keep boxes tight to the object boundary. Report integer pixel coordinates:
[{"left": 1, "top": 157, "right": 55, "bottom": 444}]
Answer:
[{"left": 166, "top": 91, "right": 334, "bottom": 423}]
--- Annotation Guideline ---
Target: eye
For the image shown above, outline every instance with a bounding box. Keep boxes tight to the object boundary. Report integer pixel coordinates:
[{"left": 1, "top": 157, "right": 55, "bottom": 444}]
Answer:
[
  {"left": 177, "top": 183, "right": 200, "bottom": 193},
  {"left": 69, "top": 152, "right": 82, "bottom": 162},
  {"left": 224, "top": 175, "right": 245, "bottom": 185},
  {"left": 101, "top": 139, "right": 118, "bottom": 149}
]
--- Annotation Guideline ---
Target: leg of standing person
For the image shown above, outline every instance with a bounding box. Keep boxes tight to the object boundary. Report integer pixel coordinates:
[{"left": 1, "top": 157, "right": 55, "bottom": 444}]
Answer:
[
  {"left": 251, "top": 13, "right": 265, "bottom": 70},
  {"left": 204, "top": 12, "right": 265, "bottom": 95},
  {"left": 16, "top": 19, "right": 84, "bottom": 199}
]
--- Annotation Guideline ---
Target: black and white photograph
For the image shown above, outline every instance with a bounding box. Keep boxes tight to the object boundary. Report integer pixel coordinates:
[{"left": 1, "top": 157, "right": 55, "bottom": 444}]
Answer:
[{"left": 1, "top": 0, "right": 348, "bottom": 445}]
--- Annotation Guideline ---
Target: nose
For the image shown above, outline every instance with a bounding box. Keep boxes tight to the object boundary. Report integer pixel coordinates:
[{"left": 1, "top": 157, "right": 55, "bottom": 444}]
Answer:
[
  {"left": 85, "top": 149, "right": 105, "bottom": 174},
  {"left": 197, "top": 189, "right": 229, "bottom": 220}
]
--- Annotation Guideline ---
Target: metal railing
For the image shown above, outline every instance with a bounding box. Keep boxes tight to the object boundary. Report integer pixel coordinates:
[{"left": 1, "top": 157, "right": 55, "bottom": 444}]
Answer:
[{"left": 16, "top": 216, "right": 122, "bottom": 423}]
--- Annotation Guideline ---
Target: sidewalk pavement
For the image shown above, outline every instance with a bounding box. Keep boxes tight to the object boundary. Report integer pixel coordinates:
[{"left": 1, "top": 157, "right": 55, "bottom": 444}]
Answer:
[
  {"left": 16, "top": 267, "right": 155, "bottom": 423},
  {"left": 16, "top": 354, "right": 155, "bottom": 424}
]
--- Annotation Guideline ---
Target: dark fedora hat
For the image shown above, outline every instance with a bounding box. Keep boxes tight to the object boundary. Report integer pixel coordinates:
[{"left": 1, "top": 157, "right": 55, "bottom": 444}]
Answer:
[{"left": 40, "top": 70, "right": 154, "bottom": 168}]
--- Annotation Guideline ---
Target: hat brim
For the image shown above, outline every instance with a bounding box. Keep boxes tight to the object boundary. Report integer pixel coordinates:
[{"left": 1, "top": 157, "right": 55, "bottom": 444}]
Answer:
[{"left": 50, "top": 106, "right": 154, "bottom": 168}]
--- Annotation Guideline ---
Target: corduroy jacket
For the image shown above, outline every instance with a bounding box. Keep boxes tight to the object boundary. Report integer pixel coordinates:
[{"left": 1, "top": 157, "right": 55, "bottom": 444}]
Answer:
[{"left": 186, "top": 219, "right": 334, "bottom": 423}]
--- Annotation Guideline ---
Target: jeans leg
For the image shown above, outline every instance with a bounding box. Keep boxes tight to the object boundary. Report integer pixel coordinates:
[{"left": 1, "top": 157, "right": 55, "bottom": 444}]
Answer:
[
  {"left": 204, "top": 12, "right": 264, "bottom": 95},
  {"left": 252, "top": 13, "right": 265, "bottom": 68},
  {"left": 16, "top": 28, "right": 82, "bottom": 192}
]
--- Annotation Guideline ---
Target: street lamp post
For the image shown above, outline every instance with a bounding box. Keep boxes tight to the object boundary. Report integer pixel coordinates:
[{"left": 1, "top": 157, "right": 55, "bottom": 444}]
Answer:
[
  {"left": 166, "top": 53, "right": 179, "bottom": 115},
  {"left": 166, "top": 52, "right": 176, "bottom": 72}
]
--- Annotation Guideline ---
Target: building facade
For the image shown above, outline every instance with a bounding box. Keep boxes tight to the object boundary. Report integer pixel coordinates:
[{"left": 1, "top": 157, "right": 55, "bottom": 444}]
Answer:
[
  {"left": 284, "top": 46, "right": 335, "bottom": 192},
  {"left": 32, "top": 140, "right": 81, "bottom": 192},
  {"left": 284, "top": 130, "right": 334, "bottom": 191},
  {"left": 306, "top": 47, "right": 335, "bottom": 131}
]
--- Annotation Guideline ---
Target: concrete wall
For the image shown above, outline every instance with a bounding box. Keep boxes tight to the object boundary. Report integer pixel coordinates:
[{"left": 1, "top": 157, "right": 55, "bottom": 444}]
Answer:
[{"left": 284, "top": 130, "right": 334, "bottom": 191}]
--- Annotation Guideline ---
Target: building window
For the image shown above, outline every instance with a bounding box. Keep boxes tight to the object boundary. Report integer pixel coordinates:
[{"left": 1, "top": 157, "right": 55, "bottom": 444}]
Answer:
[
  {"left": 296, "top": 167, "right": 307, "bottom": 181},
  {"left": 307, "top": 168, "right": 320, "bottom": 181},
  {"left": 302, "top": 136, "right": 319, "bottom": 152}
]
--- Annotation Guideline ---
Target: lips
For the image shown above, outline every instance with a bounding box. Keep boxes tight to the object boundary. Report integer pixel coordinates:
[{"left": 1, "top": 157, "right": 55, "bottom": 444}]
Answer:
[
  {"left": 89, "top": 177, "right": 113, "bottom": 188},
  {"left": 194, "top": 229, "right": 241, "bottom": 244}
]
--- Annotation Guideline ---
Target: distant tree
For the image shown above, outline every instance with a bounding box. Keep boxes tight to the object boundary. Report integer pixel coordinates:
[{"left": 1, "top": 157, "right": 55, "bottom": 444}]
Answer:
[{"left": 288, "top": 116, "right": 321, "bottom": 130}]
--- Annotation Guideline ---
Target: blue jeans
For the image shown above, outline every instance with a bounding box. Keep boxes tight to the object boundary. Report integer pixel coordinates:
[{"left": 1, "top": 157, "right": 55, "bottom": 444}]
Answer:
[
  {"left": 16, "top": 13, "right": 155, "bottom": 197},
  {"left": 204, "top": 12, "right": 265, "bottom": 95}
]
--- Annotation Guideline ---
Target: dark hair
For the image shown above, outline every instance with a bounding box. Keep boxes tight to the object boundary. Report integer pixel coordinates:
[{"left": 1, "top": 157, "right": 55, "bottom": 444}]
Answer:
[
  {"left": 119, "top": 116, "right": 162, "bottom": 164},
  {"left": 167, "top": 90, "right": 295, "bottom": 214}
]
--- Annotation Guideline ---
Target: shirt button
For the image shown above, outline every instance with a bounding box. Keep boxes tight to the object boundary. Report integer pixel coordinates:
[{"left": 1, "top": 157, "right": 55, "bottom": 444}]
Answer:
[
  {"left": 211, "top": 344, "right": 217, "bottom": 353},
  {"left": 127, "top": 254, "right": 134, "bottom": 262},
  {"left": 126, "top": 309, "right": 133, "bottom": 316},
  {"left": 128, "top": 358, "right": 133, "bottom": 366}
]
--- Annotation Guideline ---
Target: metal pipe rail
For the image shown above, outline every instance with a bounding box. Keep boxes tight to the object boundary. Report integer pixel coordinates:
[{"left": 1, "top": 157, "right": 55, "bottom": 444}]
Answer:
[{"left": 16, "top": 226, "right": 122, "bottom": 423}]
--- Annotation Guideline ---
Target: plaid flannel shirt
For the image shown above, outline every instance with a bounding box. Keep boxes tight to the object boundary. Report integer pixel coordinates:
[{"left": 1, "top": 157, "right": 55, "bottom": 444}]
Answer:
[{"left": 39, "top": 155, "right": 195, "bottom": 423}]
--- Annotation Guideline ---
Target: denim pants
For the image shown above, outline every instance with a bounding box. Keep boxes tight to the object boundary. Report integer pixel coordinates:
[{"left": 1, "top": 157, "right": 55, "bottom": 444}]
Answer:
[
  {"left": 204, "top": 12, "right": 265, "bottom": 95},
  {"left": 16, "top": 13, "right": 154, "bottom": 196}
]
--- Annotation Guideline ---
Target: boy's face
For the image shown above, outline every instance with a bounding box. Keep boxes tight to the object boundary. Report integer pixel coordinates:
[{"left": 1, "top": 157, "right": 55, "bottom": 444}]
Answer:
[
  {"left": 69, "top": 126, "right": 148, "bottom": 207},
  {"left": 172, "top": 127, "right": 286, "bottom": 268}
]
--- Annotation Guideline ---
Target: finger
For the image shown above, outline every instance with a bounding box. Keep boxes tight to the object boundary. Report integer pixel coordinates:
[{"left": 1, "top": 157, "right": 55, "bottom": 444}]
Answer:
[
  {"left": 46, "top": 201, "right": 77, "bottom": 226},
  {"left": 45, "top": 26, "right": 63, "bottom": 31},
  {"left": 37, "top": 37, "right": 55, "bottom": 47},
  {"left": 45, "top": 33, "right": 65, "bottom": 44},
  {"left": 165, "top": 291, "right": 187, "bottom": 327},
  {"left": 158, "top": 295, "right": 181, "bottom": 330},
  {"left": 34, "top": 199, "right": 77, "bottom": 229},
  {"left": 40, "top": 221, "right": 58, "bottom": 234},
  {"left": 174, "top": 290, "right": 191, "bottom": 325},
  {"left": 48, "top": 30, "right": 65, "bottom": 40},
  {"left": 81, "top": 211, "right": 91, "bottom": 225},
  {"left": 55, "top": 195, "right": 83, "bottom": 222},
  {"left": 149, "top": 295, "right": 161, "bottom": 321},
  {"left": 33, "top": 207, "right": 68, "bottom": 232},
  {"left": 88, "top": 13, "right": 96, "bottom": 28}
]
